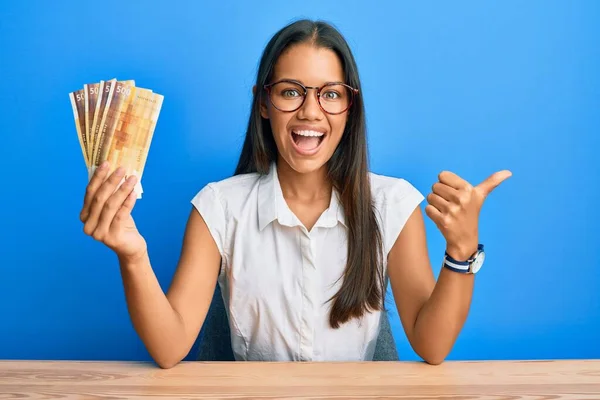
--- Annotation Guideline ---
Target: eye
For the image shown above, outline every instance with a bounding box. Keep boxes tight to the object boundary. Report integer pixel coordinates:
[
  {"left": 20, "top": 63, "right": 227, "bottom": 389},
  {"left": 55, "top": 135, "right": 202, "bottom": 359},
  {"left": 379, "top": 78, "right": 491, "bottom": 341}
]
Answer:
[
  {"left": 281, "top": 88, "right": 301, "bottom": 98},
  {"left": 322, "top": 90, "right": 341, "bottom": 100}
]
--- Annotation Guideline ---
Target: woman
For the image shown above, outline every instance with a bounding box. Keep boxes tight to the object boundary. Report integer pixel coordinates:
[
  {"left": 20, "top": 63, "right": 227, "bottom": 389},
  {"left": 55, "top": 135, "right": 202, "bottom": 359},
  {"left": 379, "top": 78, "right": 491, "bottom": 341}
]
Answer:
[{"left": 79, "top": 19, "right": 511, "bottom": 368}]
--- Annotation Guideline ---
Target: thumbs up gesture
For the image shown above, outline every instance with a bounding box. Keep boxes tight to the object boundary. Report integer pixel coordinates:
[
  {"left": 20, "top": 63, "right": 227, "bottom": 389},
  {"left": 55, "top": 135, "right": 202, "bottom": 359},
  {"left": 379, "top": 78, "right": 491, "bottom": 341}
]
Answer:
[{"left": 425, "top": 170, "right": 512, "bottom": 261}]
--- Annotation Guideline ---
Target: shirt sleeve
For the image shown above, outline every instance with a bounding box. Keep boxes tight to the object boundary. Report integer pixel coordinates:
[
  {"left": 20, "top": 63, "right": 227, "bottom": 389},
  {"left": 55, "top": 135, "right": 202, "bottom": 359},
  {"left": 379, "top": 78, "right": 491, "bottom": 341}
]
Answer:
[
  {"left": 190, "top": 183, "right": 227, "bottom": 257},
  {"left": 380, "top": 179, "right": 425, "bottom": 257}
]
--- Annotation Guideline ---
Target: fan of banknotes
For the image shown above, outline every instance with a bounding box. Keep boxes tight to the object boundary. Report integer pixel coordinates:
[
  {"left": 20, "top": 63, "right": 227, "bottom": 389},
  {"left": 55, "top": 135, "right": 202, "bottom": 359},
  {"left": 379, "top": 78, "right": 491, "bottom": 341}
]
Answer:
[{"left": 69, "top": 79, "right": 164, "bottom": 199}]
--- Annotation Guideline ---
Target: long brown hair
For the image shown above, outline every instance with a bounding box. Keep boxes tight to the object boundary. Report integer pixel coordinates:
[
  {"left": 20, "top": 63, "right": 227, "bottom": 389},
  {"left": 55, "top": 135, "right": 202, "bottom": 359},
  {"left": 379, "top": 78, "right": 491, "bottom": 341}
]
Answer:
[{"left": 234, "top": 19, "right": 385, "bottom": 329}]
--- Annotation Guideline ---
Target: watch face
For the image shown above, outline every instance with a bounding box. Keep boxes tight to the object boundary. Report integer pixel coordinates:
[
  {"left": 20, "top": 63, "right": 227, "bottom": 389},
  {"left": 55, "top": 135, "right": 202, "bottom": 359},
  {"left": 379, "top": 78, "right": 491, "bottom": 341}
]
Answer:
[{"left": 471, "top": 251, "right": 485, "bottom": 273}]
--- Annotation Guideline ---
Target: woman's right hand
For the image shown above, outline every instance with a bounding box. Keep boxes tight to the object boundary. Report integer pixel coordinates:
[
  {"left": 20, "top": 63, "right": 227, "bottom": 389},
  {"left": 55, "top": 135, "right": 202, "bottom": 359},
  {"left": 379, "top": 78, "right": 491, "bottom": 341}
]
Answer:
[{"left": 80, "top": 161, "right": 147, "bottom": 263}]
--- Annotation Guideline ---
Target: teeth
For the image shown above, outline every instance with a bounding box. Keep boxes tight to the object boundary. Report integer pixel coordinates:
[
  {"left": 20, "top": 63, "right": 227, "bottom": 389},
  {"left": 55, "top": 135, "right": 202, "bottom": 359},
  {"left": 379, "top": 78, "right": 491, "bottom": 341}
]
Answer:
[{"left": 294, "top": 130, "right": 324, "bottom": 137}]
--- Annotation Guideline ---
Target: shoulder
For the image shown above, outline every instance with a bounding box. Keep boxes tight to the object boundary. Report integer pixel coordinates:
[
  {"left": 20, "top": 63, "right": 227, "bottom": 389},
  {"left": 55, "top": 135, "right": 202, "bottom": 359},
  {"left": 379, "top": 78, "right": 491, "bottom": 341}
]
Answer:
[
  {"left": 368, "top": 171, "right": 424, "bottom": 205},
  {"left": 193, "top": 172, "right": 263, "bottom": 208},
  {"left": 368, "top": 171, "right": 425, "bottom": 256},
  {"left": 190, "top": 171, "right": 262, "bottom": 254}
]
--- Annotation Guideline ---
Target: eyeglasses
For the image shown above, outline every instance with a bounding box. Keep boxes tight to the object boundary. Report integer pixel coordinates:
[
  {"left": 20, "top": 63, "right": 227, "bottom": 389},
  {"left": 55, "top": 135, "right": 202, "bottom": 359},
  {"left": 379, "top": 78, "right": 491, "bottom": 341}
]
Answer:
[{"left": 263, "top": 79, "right": 359, "bottom": 115}]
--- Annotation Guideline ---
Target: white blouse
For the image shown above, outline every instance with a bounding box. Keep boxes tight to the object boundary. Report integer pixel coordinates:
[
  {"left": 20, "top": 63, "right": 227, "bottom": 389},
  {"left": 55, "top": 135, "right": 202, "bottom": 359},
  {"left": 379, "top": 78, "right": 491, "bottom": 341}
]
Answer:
[{"left": 191, "top": 162, "right": 424, "bottom": 361}]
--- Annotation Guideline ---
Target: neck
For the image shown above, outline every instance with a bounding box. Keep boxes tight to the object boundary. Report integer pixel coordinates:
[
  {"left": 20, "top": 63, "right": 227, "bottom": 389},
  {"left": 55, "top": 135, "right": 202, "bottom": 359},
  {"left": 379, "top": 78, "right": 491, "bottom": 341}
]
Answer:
[{"left": 276, "top": 159, "right": 331, "bottom": 201}]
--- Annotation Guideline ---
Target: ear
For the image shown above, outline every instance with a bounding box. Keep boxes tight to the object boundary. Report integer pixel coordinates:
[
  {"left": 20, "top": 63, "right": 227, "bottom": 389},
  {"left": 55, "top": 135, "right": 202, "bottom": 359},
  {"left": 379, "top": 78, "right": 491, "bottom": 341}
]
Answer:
[{"left": 254, "top": 84, "right": 269, "bottom": 119}]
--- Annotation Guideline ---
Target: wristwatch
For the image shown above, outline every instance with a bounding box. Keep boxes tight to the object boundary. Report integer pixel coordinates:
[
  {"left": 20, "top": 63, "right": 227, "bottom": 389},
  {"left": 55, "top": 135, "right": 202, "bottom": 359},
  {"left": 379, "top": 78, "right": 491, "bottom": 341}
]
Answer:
[{"left": 443, "top": 244, "right": 485, "bottom": 274}]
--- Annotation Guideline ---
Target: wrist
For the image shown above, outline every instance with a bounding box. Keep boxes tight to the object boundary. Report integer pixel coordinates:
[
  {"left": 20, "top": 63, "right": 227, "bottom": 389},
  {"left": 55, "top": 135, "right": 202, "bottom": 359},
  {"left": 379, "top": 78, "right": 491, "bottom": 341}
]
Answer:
[
  {"left": 118, "top": 250, "right": 149, "bottom": 272},
  {"left": 445, "top": 242, "right": 478, "bottom": 261}
]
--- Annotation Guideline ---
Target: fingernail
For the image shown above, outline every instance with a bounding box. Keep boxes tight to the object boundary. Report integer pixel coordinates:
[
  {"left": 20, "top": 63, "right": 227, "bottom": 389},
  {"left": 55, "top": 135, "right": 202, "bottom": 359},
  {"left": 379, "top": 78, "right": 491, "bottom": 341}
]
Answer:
[
  {"left": 116, "top": 167, "right": 125, "bottom": 176},
  {"left": 99, "top": 161, "right": 108, "bottom": 170},
  {"left": 128, "top": 175, "right": 138, "bottom": 185}
]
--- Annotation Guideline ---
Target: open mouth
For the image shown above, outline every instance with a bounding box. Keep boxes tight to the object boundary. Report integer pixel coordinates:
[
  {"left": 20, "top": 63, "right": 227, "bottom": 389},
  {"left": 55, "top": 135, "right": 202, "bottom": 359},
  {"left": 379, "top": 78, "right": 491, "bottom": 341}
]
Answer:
[{"left": 291, "top": 130, "right": 326, "bottom": 154}]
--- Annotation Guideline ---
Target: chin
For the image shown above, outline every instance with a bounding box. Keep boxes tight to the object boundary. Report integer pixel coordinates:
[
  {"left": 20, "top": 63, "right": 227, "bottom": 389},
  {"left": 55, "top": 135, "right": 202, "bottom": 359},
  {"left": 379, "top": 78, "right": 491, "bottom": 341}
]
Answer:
[{"left": 278, "top": 154, "right": 326, "bottom": 175}]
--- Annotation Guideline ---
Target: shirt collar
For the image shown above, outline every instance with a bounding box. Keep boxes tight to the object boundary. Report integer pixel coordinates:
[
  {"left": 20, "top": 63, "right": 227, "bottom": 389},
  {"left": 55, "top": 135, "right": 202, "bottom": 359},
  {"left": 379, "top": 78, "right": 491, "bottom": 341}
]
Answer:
[{"left": 257, "top": 162, "right": 346, "bottom": 231}]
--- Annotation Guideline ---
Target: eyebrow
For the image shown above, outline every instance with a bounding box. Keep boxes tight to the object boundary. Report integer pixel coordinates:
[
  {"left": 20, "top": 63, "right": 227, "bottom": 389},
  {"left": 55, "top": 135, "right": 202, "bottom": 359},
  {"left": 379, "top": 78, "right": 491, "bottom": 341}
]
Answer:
[{"left": 274, "top": 78, "right": 346, "bottom": 86}]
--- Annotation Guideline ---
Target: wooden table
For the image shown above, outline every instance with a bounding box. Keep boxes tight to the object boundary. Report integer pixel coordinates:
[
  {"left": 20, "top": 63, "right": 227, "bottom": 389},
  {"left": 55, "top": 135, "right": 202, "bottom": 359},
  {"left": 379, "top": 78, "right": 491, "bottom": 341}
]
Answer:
[{"left": 0, "top": 359, "right": 599, "bottom": 399}]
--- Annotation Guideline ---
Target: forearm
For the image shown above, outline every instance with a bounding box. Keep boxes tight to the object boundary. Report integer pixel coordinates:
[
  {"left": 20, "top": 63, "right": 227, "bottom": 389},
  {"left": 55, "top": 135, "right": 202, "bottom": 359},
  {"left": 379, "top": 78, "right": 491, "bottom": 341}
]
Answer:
[
  {"left": 412, "top": 261, "right": 474, "bottom": 365},
  {"left": 118, "top": 251, "right": 187, "bottom": 368},
  {"left": 399, "top": 164, "right": 509, "bottom": 364}
]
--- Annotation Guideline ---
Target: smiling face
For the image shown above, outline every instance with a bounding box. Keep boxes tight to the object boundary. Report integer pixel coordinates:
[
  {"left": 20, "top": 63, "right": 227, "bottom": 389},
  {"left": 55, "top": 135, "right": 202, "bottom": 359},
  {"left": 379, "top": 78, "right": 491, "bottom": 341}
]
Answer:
[{"left": 260, "top": 42, "right": 350, "bottom": 175}]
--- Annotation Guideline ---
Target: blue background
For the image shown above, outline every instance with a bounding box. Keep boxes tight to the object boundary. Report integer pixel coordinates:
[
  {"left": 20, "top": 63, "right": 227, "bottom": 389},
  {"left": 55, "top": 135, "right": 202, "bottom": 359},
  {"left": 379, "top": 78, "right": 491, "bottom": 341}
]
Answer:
[{"left": 1, "top": 0, "right": 598, "bottom": 362}]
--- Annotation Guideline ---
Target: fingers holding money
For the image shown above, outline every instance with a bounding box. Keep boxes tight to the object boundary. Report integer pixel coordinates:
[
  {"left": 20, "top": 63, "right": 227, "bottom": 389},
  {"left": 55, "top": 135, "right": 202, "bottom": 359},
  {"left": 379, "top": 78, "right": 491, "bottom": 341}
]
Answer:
[
  {"left": 80, "top": 161, "right": 110, "bottom": 223},
  {"left": 81, "top": 163, "right": 133, "bottom": 237},
  {"left": 93, "top": 175, "right": 138, "bottom": 241},
  {"left": 113, "top": 187, "right": 138, "bottom": 227}
]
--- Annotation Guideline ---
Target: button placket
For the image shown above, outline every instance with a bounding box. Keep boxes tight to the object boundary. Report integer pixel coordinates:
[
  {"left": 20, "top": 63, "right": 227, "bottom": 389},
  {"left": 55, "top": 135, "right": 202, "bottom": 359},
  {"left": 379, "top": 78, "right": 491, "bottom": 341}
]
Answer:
[{"left": 299, "top": 229, "right": 316, "bottom": 361}]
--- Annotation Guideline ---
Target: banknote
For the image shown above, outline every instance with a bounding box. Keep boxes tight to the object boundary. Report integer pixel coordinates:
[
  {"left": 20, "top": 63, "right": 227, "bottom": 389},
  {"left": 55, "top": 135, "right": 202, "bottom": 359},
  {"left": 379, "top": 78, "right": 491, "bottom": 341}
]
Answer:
[
  {"left": 100, "top": 86, "right": 156, "bottom": 198},
  {"left": 129, "top": 92, "right": 163, "bottom": 197},
  {"left": 69, "top": 87, "right": 89, "bottom": 168},
  {"left": 99, "top": 85, "right": 148, "bottom": 168},
  {"left": 88, "top": 80, "right": 105, "bottom": 171},
  {"left": 84, "top": 82, "right": 101, "bottom": 158},
  {"left": 92, "top": 79, "right": 135, "bottom": 174},
  {"left": 89, "top": 78, "right": 116, "bottom": 176},
  {"left": 131, "top": 92, "right": 164, "bottom": 182},
  {"left": 69, "top": 78, "right": 163, "bottom": 198}
]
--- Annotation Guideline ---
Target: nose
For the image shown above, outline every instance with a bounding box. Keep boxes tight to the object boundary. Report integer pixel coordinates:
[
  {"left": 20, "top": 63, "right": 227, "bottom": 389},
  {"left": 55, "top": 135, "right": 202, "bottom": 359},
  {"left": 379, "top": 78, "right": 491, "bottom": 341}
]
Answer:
[{"left": 297, "top": 87, "right": 323, "bottom": 120}]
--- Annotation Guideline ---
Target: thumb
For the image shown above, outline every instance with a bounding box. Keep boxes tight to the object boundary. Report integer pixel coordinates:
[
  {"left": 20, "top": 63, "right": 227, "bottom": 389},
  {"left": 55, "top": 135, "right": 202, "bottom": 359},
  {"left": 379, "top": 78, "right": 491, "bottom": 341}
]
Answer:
[{"left": 476, "top": 170, "right": 512, "bottom": 197}]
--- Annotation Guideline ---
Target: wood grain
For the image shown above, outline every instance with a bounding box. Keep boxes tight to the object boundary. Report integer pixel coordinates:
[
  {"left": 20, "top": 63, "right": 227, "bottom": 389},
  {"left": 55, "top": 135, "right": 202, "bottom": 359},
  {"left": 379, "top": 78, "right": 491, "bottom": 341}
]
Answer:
[{"left": 0, "top": 359, "right": 599, "bottom": 399}]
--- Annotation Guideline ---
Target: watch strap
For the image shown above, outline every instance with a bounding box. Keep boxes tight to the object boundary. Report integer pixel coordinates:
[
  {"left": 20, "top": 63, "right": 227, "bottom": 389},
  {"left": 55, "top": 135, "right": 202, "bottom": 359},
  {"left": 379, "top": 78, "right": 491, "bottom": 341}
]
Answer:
[{"left": 443, "top": 244, "right": 484, "bottom": 273}]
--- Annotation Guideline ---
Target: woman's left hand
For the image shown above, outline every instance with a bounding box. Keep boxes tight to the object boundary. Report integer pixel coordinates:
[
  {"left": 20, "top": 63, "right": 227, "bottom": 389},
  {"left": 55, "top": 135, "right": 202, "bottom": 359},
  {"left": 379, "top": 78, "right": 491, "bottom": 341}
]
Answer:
[{"left": 425, "top": 170, "right": 512, "bottom": 261}]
